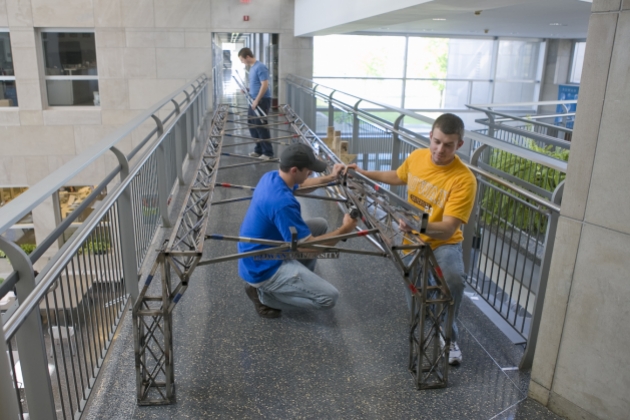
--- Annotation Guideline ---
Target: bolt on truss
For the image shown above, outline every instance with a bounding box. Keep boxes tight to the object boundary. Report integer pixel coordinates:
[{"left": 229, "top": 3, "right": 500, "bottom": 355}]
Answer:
[{"left": 132, "top": 102, "right": 455, "bottom": 406}]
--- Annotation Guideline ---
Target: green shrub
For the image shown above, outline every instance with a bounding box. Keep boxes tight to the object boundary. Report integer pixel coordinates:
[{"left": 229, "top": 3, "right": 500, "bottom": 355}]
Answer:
[
  {"left": 20, "top": 243, "right": 36, "bottom": 255},
  {"left": 0, "top": 244, "right": 36, "bottom": 259},
  {"left": 481, "top": 140, "right": 569, "bottom": 235},
  {"left": 80, "top": 240, "right": 111, "bottom": 255}
]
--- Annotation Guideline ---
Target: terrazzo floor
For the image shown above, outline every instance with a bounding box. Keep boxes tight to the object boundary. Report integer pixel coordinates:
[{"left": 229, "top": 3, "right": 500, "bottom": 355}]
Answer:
[{"left": 82, "top": 97, "right": 563, "bottom": 420}]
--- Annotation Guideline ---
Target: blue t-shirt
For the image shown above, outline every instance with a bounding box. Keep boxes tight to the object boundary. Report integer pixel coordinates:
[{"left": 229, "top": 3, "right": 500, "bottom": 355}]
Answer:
[
  {"left": 238, "top": 171, "right": 311, "bottom": 283},
  {"left": 249, "top": 61, "right": 271, "bottom": 99}
]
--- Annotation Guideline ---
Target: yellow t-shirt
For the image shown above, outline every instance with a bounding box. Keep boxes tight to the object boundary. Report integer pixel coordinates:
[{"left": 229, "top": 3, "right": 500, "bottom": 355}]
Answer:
[{"left": 396, "top": 148, "right": 477, "bottom": 249}]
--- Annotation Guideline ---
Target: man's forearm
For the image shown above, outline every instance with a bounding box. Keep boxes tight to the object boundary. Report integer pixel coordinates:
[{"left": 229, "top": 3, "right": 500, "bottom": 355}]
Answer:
[
  {"left": 254, "top": 81, "right": 269, "bottom": 104},
  {"left": 422, "top": 220, "right": 460, "bottom": 241},
  {"left": 356, "top": 169, "right": 405, "bottom": 186},
  {"left": 307, "top": 226, "right": 353, "bottom": 247},
  {"left": 300, "top": 172, "right": 337, "bottom": 189}
]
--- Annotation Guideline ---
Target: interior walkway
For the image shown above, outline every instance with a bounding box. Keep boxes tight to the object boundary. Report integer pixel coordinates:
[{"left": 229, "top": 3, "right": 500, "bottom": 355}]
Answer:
[{"left": 82, "top": 94, "right": 563, "bottom": 419}]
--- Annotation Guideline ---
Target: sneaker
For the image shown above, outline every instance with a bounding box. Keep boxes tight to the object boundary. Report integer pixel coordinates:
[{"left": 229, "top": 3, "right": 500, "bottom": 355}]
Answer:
[
  {"left": 244, "top": 285, "right": 281, "bottom": 319},
  {"left": 439, "top": 336, "right": 463, "bottom": 365},
  {"left": 249, "top": 152, "right": 261, "bottom": 158},
  {"left": 448, "top": 342, "right": 462, "bottom": 365},
  {"left": 260, "top": 154, "right": 273, "bottom": 161}
]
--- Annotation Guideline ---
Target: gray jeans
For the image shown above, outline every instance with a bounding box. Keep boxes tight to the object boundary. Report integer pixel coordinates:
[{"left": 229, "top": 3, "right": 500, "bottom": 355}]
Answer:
[
  {"left": 257, "top": 218, "right": 340, "bottom": 310},
  {"left": 404, "top": 243, "right": 466, "bottom": 342}
]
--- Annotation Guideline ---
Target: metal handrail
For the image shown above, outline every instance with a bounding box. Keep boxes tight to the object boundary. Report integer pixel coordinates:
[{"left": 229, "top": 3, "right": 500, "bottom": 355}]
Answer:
[
  {"left": 466, "top": 104, "right": 574, "bottom": 133},
  {"left": 470, "top": 99, "right": 577, "bottom": 108},
  {"left": 0, "top": 74, "right": 208, "bottom": 301},
  {"left": 286, "top": 74, "right": 565, "bottom": 368},
  {"left": 3, "top": 123, "right": 158, "bottom": 339},
  {"left": 0, "top": 73, "right": 208, "bottom": 235},
  {"left": 2, "top": 79, "right": 208, "bottom": 339},
  {"left": 286, "top": 75, "right": 568, "bottom": 174},
  {"left": 468, "top": 166, "right": 560, "bottom": 213}
]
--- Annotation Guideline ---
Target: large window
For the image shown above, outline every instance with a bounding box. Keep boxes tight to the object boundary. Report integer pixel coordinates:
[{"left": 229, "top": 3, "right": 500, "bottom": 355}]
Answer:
[
  {"left": 0, "top": 30, "right": 17, "bottom": 107},
  {"left": 442, "top": 39, "right": 494, "bottom": 108},
  {"left": 41, "top": 31, "right": 99, "bottom": 106},
  {"left": 314, "top": 35, "right": 406, "bottom": 106},
  {"left": 314, "top": 35, "right": 545, "bottom": 110}
]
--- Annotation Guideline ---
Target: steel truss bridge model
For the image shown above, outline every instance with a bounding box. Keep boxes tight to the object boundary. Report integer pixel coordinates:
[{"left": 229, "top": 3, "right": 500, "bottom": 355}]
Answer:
[{"left": 132, "top": 103, "right": 455, "bottom": 405}]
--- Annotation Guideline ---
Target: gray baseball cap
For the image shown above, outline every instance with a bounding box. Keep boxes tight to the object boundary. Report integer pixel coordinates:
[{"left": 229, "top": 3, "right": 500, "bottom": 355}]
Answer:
[{"left": 279, "top": 143, "right": 327, "bottom": 172}]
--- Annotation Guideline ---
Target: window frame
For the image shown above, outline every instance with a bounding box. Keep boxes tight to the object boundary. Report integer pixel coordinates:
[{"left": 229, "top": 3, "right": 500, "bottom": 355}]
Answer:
[
  {"left": 0, "top": 28, "right": 18, "bottom": 108},
  {"left": 39, "top": 28, "right": 99, "bottom": 108},
  {"left": 568, "top": 40, "right": 586, "bottom": 85}
]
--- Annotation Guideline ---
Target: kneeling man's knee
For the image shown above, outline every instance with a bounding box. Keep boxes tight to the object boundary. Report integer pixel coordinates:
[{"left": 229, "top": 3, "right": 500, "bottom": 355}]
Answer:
[{"left": 318, "top": 287, "right": 339, "bottom": 309}]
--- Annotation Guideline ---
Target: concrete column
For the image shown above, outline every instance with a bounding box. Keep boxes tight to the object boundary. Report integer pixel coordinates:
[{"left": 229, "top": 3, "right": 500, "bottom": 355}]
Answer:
[{"left": 529, "top": 2, "right": 630, "bottom": 419}]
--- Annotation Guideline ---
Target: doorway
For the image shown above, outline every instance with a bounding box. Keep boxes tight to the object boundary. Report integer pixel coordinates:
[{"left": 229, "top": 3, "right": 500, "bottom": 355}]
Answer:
[{"left": 211, "top": 33, "right": 279, "bottom": 104}]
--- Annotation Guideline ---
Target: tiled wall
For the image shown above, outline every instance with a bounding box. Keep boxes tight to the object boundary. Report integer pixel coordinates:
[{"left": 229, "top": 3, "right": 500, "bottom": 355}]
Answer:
[{"left": 0, "top": 0, "right": 313, "bottom": 256}]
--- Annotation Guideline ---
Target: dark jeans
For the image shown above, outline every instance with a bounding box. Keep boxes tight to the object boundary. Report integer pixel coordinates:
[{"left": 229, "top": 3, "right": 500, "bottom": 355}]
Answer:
[{"left": 247, "top": 97, "right": 273, "bottom": 157}]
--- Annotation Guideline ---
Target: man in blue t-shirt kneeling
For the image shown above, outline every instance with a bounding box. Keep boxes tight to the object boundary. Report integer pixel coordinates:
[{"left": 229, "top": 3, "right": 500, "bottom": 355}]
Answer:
[{"left": 238, "top": 143, "right": 357, "bottom": 318}]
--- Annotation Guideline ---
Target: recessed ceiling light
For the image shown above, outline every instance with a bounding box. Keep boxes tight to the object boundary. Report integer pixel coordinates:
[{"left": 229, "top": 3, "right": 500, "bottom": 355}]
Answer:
[
  {"left": 433, "top": 18, "right": 446, "bottom": 21},
  {"left": 550, "top": 23, "right": 567, "bottom": 26}
]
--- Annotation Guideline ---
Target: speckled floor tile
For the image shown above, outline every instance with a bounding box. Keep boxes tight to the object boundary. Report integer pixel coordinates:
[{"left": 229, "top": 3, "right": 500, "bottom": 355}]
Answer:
[
  {"left": 490, "top": 398, "right": 564, "bottom": 420},
  {"left": 82, "top": 102, "right": 561, "bottom": 420}
]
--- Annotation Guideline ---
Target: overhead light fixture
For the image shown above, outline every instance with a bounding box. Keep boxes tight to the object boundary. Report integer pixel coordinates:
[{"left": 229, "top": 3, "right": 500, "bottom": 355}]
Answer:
[
  {"left": 433, "top": 18, "right": 446, "bottom": 21},
  {"left": 549, "top": 23, "right": 567, "bottom": 26}
]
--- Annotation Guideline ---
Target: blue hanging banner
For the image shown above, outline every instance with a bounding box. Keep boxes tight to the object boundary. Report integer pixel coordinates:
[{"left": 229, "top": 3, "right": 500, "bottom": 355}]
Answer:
[{"left": 555, "top": 84, "right": 579, "bottom": 129}]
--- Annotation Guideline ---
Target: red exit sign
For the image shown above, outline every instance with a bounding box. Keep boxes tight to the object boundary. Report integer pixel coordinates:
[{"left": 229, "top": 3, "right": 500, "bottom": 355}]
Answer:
[{"left": 241, "top": 0, "right": 250, "bottom": 3}]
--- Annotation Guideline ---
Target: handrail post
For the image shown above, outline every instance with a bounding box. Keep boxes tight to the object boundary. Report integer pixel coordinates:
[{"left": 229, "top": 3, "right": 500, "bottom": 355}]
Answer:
[
  {"left": 171, "top": 99, "right": 185, "bottom": 185},
  {"left": 519, "top": 181, "right": 564, "bottom": 370},
  {"left": 485, "top": 110, "right": 496, "bottom": 139},
  {"left": 352, "top": 99, "right": 363, "bottom": 154},
  {"left": 392, "top": 114, "right": 405, "bottom": 196},
  {"left": 110, "top": 146, "right": 140, "bottom": 302},
  {"left": 0, "top": 238, "right": 56, "bottom": 419},
  {"left": 151, "top": 115, "right": 172, "bottom": 229},
  {"left": 391, "top": 114, "right": 405, "bottom": 168},
  {"left": 462, "top": 144, "right": 488, "bottom": 274},
  {"left": 182, "top": 91, "right": 193, "bottom": 160},
  {"left": 328, "top": 90, "right": 336, "bottom": 128},
  {"left": 0, "top": 323, "right": 20, "bottom": 420}
]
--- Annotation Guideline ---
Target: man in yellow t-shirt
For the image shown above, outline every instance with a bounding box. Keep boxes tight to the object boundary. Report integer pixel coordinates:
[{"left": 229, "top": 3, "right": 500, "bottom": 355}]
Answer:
[{"left": 348, "top": 113, "right": 477, "bottom": 365}]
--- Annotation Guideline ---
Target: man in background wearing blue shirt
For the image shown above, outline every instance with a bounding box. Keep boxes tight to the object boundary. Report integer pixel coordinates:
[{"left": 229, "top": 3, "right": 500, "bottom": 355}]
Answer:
[
  {"left": 238, "top": 143, "right": 357, "bottom": 318},
  {"left": 238, "top": 48, "right": 274, "bottom": 159}
]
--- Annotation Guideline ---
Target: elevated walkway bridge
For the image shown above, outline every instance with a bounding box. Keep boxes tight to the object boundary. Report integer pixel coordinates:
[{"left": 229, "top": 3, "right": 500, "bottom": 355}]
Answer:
[{"left": 0, "top": 74, "right": 567, "bottom": 419}]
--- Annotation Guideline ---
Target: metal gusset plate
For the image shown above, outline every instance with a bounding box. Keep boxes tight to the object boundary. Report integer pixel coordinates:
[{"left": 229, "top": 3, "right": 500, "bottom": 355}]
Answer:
[{"left": 133, "top": 104, "right": 228, "bottom": 405}]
